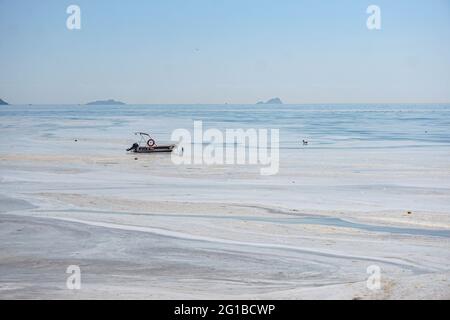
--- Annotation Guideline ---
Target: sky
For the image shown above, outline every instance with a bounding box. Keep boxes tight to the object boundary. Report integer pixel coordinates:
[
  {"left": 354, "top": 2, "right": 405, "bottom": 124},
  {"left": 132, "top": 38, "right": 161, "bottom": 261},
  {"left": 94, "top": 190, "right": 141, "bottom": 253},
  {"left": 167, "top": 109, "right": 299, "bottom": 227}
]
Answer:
[{"left": 0, "top": 0, "right": 449, "bottom": 104}]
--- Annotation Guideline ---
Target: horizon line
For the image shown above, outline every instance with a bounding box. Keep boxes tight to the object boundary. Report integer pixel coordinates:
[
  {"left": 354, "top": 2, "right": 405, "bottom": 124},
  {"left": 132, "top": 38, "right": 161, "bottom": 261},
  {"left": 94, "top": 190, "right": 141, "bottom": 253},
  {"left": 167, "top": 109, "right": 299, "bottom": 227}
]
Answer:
[{"left": 3, "top": 102, "right": 450, "bottom": 106}]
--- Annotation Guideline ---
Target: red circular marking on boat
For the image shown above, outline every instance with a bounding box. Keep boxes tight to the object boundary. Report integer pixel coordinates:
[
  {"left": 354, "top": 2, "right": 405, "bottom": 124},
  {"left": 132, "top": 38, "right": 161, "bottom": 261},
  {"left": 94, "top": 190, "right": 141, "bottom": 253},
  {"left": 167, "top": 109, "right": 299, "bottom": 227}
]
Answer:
[{"left": 147, "top": 139, "right": 156, "bottom": 147}]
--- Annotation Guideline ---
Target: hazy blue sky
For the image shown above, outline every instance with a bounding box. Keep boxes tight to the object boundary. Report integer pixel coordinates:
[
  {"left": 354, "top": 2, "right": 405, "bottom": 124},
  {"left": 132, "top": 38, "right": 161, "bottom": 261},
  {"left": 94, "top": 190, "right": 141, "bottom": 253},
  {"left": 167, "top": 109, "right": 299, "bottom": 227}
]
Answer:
[{"left": 1, "top": 0, "right": 449, "bottom": 104}]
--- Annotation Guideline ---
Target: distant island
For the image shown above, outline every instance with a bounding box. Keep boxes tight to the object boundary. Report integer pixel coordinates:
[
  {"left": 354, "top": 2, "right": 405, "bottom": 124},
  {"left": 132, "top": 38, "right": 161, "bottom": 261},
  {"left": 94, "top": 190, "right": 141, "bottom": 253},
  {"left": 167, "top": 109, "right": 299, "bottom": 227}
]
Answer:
[
  {"left": 0, "top": 98, "right": 9, "bottom": 105},
  {"left": 86, "top": 99, "right": 126, "bottom": 105},
  {"left": 256, "top": 97, "right": 283, "bottom": 105}
]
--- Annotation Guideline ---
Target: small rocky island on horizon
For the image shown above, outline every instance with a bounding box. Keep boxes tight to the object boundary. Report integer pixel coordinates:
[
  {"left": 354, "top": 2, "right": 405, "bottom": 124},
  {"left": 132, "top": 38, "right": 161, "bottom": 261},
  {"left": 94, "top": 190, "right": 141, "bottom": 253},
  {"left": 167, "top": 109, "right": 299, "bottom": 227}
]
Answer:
[
  {"left": 86, "top": 99, "right": 126, "bottom": 105},
  {"left": 256, "top": 97, "right": 283, "bottom": 105},
  {"left": 0, "top": 98, "right": 9, "bottom": 105}
]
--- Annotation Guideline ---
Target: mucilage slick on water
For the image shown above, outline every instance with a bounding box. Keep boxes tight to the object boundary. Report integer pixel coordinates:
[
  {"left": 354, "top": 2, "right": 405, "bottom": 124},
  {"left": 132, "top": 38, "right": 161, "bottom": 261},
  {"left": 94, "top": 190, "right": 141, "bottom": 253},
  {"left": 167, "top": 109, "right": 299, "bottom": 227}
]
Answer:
[{"left": 126, "top": 132, "right": 175, "bottom": 153}]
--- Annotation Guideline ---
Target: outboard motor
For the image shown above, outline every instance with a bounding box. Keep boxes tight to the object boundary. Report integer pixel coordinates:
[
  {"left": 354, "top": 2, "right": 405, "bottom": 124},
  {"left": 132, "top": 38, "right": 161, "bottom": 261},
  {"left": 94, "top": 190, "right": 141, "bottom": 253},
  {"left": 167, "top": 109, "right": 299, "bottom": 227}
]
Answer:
[{"left": 127, "top": 143, "right": 139, "bottom": 152}]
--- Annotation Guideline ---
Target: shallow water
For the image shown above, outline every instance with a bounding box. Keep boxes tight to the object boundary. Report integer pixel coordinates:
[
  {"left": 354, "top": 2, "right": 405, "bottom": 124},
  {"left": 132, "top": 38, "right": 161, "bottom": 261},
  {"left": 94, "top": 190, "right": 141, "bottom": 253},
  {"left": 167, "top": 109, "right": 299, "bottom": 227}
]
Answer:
[
  {"left": 39, "top": 208, "right": 450, "bottom": 238},
  {"left": 1, "top": 104, "right": 450, "bottom": 299},
  {"left": 1, "top": 103, "right": 450, "bottom": 215},
  {"left": 1, "top": 104, "right": 450, "bottom": 151}
]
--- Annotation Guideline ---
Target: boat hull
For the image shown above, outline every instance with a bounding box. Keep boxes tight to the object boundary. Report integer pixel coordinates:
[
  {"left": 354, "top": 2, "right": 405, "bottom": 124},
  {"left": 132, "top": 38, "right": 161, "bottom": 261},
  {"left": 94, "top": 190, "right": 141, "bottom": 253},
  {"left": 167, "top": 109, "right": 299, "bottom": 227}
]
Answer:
[{"left": 132, "top": 144, "right": 175, "bottom": 153}]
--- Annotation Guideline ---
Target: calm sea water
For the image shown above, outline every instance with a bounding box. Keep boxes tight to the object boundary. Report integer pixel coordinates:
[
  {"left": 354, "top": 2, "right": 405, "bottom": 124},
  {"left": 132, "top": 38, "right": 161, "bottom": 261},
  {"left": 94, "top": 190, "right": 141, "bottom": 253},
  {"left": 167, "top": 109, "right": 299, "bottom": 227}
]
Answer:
[
  {"left": 1, "top": 104, "right": 450, "bottom": 154},
  {"left": 1, "top": 104, "right": 450, "bottom": 215}
]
